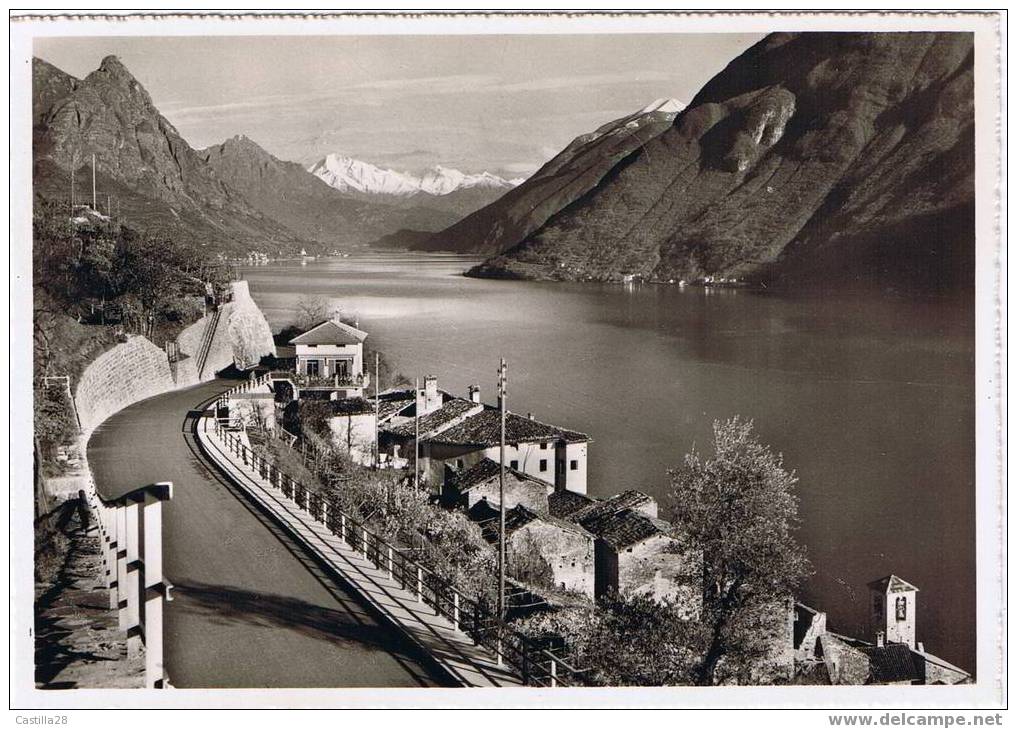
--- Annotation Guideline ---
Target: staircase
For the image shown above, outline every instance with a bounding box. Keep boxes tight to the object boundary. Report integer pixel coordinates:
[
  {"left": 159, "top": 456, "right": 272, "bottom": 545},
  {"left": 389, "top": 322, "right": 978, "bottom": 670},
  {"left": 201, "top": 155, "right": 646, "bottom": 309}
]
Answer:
[{"left": 195, "top": 308, "right": 222, "bottom": 380}]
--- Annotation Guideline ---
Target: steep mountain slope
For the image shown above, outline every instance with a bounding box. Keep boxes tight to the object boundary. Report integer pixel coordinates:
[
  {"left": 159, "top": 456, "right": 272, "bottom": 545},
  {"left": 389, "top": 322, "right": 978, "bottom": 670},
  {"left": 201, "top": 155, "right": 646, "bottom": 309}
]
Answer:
[
  {"left": 470, "top": 33, "right": 974, "bottom": 293},
  {"left": 199, "top": 136, "right": 459, "bottom": 247},
  {"left": 411, "top": 98, "right": 684, "bottom": 255},
  {"left": 33, "top": 56, "right": 305, "bottom": 254}
]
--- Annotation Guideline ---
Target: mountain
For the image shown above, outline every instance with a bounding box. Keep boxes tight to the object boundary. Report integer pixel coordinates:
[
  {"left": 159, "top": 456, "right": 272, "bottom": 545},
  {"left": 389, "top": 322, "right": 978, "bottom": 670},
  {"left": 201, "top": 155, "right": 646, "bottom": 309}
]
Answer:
[
  {"left": 32, "top": 56, "right": 306, "bottom": 254},
  {"left": 309, "top": 153, "right": 520, "bottom": 227},
  {"left": 406, "top": 98, "right": 684, "bottom": 255},
  {"left": 467, "top": 33, "right": 974, "bottom": 293},
  {"left": 198, "top": 135, "right": 459, "bottom": 247},
  {"left": 309, "top": 153, "right": 520, "bottom": 197}
]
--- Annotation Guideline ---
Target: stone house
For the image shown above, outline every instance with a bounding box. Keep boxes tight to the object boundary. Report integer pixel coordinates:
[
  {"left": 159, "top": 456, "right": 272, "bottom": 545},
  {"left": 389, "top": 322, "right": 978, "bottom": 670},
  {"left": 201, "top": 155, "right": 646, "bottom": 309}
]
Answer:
[
  {"left": 441, "top": 457, "right": 553, "bottom": 513},
  {"left": 482, "top": 504, "right": 595, "bottom": 597},
  {"left": 579, "top": 505, "right": 702, "bottom": 615}
]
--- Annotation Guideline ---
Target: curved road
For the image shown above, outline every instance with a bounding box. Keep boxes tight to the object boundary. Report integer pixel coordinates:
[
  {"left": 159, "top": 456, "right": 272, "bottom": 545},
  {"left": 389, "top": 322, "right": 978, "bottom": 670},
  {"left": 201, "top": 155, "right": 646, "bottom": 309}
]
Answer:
[{"left": 87, "top": 379, "right": 446, "bottom": 688}]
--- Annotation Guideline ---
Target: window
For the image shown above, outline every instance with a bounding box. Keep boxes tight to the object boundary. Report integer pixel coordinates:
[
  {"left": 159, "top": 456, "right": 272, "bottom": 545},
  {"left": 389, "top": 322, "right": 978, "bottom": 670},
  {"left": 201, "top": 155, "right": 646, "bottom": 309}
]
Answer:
[
  {"left": 570, "top": 460, "right": 578, "bottom": 471},
  {"left": 510, "top": 460, "right": 519, "bottom": 470},
  {"left": 539, "top": 442, "right": 548, "bottom": 450},
  {"left": 539, "top": 459, "right": 548, "bottom": 472},
  {"left": 305, "top": 359, "right": 320, "bottom": 377},
  {"left": 895, "top": 596, "right": 907, "bottom": 621},
  {"left": 456, "top": 459, "right": 464, "bottom": 469}
]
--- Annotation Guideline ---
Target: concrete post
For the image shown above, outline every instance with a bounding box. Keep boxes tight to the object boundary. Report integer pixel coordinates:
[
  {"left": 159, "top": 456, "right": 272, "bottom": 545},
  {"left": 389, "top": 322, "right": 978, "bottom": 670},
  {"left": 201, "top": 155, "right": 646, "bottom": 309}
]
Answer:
[
  {"left": 142, "top": 484, "right": 171, "bottom": 688},
  {"left": 387, "top": 546, "right": 393, "bottom": 580},
  {"left": 320, "top": 499, "right": 328, "bottom": 527},
  {"left": 123, "top": 495, "right": 142, "bottom": 658},
  {"left": 340, "top": 513, "right": 346, "bottom": 541},
  {"left": 416, "top": 567, "right": 423, "bottom": 603},
  {"left": 453, "top": 592, "right": 460, "bottom": 631},
  {"left": 361, "top": 526, "right": 369, "bottom": 558},
  {"left": 106, "top": 503, "right": 118, "bottom": 609},
  {"left": 550, "top": 656, "right": 558, "bottom": 688},
  {"left": 116, "top": 504, "right": 129, "bottom": 630}
]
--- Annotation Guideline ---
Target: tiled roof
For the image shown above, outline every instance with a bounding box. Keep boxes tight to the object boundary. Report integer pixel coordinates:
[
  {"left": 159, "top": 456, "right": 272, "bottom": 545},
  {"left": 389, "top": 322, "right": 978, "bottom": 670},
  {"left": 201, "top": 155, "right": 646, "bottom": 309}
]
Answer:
[
  {"left": 569, "top": 490, "right": 655, "bottom": 528},
  {"left": 482, "top": 504, "right": 591, "bottom": 544},
  {"left": 583, "top": 508, "right": 676, "bottom": 549},
  {"left": 547, "top": 489, "right": 596, "bottom": 519},
  {"left": 384, "top": 398, "right": 481, "bottom": 439},
  {"left": 377, "top": 398, "right": 414, "bottom": 422},
  {"left": 860, "top": 643, "right": 922, "bottom": 684},
  {"left": 867, "top": 575, "right": 920, "bottom": 594},
  {"left": 428, "top": 408, "right": 589, "bottom": 447},
  {"left": 448, "top": 457, "right": 550, "bottom": 496},
  {"left": 289, "top": 319, "right": 368, "bottom": 346}
]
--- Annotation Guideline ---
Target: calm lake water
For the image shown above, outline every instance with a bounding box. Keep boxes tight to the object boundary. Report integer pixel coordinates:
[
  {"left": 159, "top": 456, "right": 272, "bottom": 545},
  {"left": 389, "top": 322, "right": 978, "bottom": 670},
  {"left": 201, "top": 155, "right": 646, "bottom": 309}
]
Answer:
[{"left": 240, "top": 251, "right": 975, "bottom": 673}]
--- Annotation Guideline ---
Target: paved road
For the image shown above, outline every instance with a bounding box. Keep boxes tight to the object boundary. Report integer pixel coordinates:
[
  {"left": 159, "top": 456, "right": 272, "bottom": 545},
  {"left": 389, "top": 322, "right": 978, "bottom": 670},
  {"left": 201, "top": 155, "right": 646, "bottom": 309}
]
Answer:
[{"left": 87, "top": 379, "right": 447, "bottom": 688}]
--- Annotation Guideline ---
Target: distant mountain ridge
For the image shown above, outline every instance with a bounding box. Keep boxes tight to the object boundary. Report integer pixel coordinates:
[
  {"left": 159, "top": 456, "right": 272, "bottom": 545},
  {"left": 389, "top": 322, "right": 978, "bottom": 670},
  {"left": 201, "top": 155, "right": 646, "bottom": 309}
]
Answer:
[
  {"left": 308, "top": 153, "right": 522, "bottom": 197},
  {"left": 466, "top": 33, "right": 974, "bottom": 293}
]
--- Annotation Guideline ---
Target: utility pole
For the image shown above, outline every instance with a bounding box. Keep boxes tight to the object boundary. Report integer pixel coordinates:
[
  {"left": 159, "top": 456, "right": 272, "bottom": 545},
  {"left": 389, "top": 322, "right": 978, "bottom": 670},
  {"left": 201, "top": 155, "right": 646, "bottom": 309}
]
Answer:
[
  {"left": 91, "top": 153, "right": 97, "bottom": 210},
  {"left": 374, "top": 352, "right": 380, "bottom": 470},
  {"left": 497, "top": 358, "right": 507, "bottom": 623},
  {"left": 414, "top": 376, "right": 420, "bottom": 491}
]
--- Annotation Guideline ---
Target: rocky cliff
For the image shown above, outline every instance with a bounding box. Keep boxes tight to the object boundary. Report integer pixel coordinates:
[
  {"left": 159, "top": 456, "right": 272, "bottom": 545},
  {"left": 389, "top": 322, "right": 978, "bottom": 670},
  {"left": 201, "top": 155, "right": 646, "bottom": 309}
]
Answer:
[
  {"left": 469, "top": 33, "right": 974, "bottom": 293},
  {"left": 33, "top": 56, "right": 307, "bottom": 254}
]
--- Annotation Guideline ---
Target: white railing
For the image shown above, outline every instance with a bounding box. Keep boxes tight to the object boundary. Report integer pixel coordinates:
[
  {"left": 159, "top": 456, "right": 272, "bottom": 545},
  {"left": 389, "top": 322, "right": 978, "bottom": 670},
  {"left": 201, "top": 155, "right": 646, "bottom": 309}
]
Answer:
[{"left": 82, "top": 468, "right": 173, "bottom": 688}]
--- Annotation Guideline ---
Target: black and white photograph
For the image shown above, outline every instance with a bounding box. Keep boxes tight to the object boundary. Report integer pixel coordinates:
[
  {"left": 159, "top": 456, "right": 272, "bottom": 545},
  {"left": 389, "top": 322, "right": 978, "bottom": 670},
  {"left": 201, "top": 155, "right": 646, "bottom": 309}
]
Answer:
[{"left": 9, "top": 9, "right": 1006, "bottom": 716}]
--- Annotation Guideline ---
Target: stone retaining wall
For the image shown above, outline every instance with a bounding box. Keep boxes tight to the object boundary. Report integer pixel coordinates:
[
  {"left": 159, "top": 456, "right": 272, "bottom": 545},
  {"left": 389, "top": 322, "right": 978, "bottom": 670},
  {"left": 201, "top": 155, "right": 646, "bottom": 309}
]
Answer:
[{"left": 74, "top": 336, "right": 176, "bottom": 433}]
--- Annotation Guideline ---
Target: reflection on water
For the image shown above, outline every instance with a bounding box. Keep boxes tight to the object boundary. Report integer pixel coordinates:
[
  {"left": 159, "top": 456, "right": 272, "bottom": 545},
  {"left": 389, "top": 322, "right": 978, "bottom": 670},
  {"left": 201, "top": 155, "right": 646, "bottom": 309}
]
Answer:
[{"left": 241, "top": 250, "right": 975, "bottom": 673}]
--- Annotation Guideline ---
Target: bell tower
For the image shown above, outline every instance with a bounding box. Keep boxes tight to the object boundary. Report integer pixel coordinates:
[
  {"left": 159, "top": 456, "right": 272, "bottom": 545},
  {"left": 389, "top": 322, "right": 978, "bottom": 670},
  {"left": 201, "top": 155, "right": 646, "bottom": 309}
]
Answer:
[{"left": 867, "top": 574, "right": 919, "bottom": 649}]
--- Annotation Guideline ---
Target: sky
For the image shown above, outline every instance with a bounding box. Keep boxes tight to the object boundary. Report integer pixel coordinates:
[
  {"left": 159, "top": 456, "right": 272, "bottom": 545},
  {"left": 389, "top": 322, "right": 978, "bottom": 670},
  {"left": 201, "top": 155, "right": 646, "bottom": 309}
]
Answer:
[{"left": 34, "top": 34, "right": 761, "bottom": 178}]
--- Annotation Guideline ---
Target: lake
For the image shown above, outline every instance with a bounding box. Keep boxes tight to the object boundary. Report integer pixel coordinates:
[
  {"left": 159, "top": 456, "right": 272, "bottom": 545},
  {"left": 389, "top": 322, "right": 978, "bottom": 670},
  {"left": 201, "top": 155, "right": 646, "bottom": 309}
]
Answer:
[{"left": 240, "top": 250, "right": 975, "bottom": 673}]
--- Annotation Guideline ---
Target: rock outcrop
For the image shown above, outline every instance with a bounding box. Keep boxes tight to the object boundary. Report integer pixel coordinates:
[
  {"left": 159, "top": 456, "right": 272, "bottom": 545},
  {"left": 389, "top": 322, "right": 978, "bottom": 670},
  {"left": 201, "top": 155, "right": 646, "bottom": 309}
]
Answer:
[{"left": 468, "top": 33, "right": 974, "bottom": 293}]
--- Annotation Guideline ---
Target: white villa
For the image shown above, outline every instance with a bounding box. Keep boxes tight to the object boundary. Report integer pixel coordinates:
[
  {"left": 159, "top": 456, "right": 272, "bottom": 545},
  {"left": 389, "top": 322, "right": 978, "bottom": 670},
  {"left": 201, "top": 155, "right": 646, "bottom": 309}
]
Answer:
[{"left": 288, "top": 319, "right": 370, "bottom": 398}]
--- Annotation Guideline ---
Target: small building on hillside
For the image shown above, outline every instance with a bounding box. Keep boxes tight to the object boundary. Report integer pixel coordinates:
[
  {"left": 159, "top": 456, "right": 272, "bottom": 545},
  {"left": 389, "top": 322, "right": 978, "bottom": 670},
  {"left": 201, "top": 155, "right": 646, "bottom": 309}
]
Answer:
[
  {"left": 442, "top": 457, "right": 553, "bottom": 513},
  {"left": 284, "top": 319, "right": 370, "bottom": 398},
  {"left": 482, "top": 504, "right": 595, "bottom": 597},
  {"left": 580, "top": 505, "right": 702, "bottom": 614}
]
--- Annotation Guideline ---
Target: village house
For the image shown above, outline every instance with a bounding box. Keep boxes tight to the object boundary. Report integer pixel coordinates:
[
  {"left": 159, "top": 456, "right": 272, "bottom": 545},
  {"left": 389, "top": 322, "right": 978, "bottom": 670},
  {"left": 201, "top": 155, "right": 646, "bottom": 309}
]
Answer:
[
  {"left": 378, "top": 378, "right": 591, "bottom": 493},
  {"left": 482, "top": 504, "right": 595, "bottom": 598},
  {"left": 791, "top": 576, "right": 972, "bottom": 685},
  {"left": 580, "top": 506, "right": 702, "bottom": 615},
  {"left": 441, "top": 457, "right": 553, "bottom": 513}
]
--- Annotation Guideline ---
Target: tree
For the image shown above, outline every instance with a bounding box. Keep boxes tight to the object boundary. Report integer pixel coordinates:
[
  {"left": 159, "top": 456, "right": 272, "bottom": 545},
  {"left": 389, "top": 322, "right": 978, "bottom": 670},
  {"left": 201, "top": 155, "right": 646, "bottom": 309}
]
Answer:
[
  {"left": 516, "top": 594, "right": 706, "bottom": 686},
  {"left": 668, "top": 417, "right": 811, "bottom": 685},
  {"left": 294, "top": 294, "right": 334, "bottom": 331}
]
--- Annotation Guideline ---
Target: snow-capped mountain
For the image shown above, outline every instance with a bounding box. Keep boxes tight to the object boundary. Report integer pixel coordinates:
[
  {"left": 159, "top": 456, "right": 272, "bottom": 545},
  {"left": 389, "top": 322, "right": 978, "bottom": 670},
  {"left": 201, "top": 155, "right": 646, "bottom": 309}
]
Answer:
[{"left": 308, "top": 154, "right": 522, "bottom": 197}]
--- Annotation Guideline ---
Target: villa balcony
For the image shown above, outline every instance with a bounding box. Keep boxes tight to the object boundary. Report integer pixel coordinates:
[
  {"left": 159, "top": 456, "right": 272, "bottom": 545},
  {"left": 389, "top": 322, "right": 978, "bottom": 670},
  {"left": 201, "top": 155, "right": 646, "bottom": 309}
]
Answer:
[{"left": 270, "top": 370, "right": 369, "bottom": 390}]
